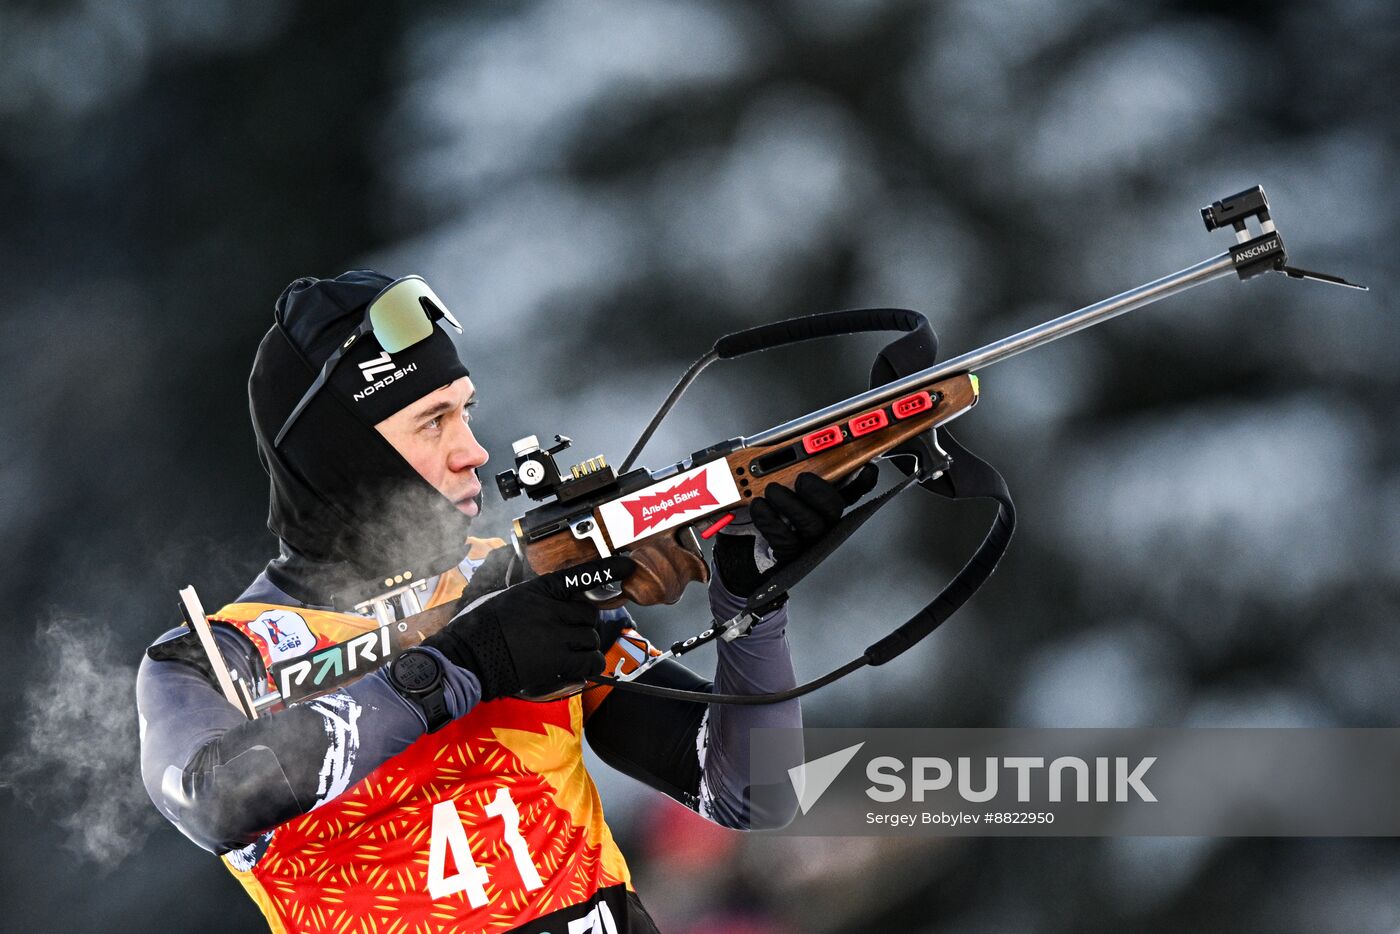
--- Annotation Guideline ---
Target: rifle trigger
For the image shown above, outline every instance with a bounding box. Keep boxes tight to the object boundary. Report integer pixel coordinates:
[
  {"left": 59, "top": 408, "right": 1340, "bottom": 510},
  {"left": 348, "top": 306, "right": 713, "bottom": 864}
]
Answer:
[{"left": 700, "top": 513, "right": 736, "bottom": 539}]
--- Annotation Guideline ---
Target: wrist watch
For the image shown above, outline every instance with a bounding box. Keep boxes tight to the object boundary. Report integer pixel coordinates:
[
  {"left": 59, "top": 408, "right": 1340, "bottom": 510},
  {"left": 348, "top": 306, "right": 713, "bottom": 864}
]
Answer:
[{"left": 387, "top": 647, "right": 452, "bottom": 733}]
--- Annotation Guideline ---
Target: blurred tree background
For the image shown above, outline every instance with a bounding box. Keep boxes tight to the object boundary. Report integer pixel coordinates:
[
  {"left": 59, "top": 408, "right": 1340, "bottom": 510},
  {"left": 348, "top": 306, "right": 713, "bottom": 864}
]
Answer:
[{"left": 1, "top": 1, "right": 1396, "bottom": 931}]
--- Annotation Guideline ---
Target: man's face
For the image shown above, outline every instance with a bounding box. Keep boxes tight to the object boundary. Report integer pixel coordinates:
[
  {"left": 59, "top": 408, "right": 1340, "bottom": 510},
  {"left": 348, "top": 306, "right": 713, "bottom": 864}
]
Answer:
[{"left": 375, "top": 375, "right": 488, "bottom": 516}]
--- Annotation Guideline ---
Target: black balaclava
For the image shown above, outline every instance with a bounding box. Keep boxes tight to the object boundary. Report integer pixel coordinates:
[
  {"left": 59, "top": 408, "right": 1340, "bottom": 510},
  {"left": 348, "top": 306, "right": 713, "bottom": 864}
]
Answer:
[{"left": 248, "top": 269, "right": 476, "bottom": 608}]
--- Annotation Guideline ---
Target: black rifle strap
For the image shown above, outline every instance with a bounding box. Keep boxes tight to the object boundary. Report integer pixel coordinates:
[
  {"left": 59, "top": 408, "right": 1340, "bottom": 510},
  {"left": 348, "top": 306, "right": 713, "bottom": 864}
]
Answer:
[
  {"left": 713, "top": 307, "right": 929, "bottom": 359},
  {"left": 621, "top": 308, "right": 932, "bottom": 473},
  {"left": 742, "top": 475, "right": 918, "bottom": 611},
  {"left": 864, "top": 430, "right": 1014, "bottom": 665},
  {"left": 589, "top": 434, "right": 1013, "bottom": 704}
]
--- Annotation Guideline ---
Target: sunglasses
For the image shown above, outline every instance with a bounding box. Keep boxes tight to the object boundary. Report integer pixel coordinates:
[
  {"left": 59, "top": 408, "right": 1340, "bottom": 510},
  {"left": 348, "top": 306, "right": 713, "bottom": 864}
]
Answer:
[{"left": 274, "top": 275, "right": 463, "bottom": 448}]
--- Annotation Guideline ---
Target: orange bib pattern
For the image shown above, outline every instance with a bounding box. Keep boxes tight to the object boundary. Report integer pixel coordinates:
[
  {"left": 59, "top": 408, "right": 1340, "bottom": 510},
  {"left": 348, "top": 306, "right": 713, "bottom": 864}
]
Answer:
[{"left": 210, "top": 547, "right": 634, "bottom": 933}]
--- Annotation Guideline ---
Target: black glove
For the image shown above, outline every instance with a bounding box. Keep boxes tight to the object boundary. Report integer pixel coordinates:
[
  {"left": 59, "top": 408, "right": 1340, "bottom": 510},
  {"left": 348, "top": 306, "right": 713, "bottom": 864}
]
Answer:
[
  {"left": 424, "top": 555, "right": 635, "bottom": 701},
  {"left": 713, "top": 464, "right": 879, "bottom": 599}
]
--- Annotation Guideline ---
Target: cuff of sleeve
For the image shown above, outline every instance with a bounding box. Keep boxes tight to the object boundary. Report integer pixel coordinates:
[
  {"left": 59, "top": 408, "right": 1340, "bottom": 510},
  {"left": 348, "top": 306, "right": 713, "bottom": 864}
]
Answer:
[
  {"left": 418, "top": 646, "right": 483, "bottom": 720},
  {"left": 376, "top": 648, "right": 483, "bottom": 732}
]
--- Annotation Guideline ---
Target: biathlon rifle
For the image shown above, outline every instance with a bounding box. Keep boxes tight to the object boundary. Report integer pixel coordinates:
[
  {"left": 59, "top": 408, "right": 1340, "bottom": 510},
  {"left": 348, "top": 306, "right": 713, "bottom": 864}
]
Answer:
[{"left": 191, "top": 185, "right": 1365, "bottom": 717}]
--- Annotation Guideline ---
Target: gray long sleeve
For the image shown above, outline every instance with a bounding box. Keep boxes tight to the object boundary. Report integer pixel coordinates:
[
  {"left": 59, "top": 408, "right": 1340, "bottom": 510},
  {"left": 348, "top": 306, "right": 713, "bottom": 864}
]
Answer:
[
  {"left": 137, "top": 623, "right": 480, "bottom": 855},
  {"left": 584, "top": 574, "right": 803, "bottom": 830},
  {"left": 698, "top": 576, "right": 802, "bottom": 828}
]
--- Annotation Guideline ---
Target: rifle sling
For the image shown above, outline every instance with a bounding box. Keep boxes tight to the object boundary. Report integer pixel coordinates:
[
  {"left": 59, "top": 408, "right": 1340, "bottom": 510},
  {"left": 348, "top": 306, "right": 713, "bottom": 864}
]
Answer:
[{"left": 590, "top": 430, "right": 1014, "bottom": 704}]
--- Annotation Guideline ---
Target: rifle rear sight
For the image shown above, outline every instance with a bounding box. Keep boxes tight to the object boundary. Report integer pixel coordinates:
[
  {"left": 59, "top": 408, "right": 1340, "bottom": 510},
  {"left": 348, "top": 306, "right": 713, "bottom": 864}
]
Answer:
[{"left": 496, "top": 433, "right": 619, "bottom": 504}]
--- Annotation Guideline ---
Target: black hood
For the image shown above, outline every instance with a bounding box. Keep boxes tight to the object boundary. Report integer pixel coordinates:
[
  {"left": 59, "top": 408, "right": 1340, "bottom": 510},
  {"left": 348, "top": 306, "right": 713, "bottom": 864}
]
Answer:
[{"left": 248, "top": 270, "right": 475, "bottom": 608}]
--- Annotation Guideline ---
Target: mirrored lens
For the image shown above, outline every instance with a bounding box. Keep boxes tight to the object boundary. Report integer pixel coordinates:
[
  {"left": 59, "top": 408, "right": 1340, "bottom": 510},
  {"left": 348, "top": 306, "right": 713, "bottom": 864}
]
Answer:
[{"left": 368, "top": 278, "right": 435, "bottom": 353}]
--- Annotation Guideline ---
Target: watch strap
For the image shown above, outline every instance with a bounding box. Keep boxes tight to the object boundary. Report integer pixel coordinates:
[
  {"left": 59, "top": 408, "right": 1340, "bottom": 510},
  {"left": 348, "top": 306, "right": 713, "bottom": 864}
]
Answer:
[
  {"left": 389, "top": 648, "right": 453, "bottom": 733},
  {"left": 416, "top": 681, "right": 451, "bottom": 733}
]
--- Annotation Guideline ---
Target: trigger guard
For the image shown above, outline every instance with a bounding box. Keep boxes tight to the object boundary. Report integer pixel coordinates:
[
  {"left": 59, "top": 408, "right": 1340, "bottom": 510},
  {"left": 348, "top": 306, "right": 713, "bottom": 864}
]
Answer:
[{"left": 883, "top": 429, "right": 952, "bottom": 483}]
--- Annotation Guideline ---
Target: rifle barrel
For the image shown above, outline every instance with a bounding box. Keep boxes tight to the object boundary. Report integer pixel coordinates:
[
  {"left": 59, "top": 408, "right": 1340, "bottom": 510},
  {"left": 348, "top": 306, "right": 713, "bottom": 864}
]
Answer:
[{"left": 742, "top": 251, "right": 1236, "bottom": 448}]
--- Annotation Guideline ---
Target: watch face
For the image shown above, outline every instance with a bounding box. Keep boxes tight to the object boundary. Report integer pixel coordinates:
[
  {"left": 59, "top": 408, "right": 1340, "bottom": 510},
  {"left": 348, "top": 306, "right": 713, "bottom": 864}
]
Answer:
[{"left": 392, "top": 650, "right": 440, "bottom": 692}]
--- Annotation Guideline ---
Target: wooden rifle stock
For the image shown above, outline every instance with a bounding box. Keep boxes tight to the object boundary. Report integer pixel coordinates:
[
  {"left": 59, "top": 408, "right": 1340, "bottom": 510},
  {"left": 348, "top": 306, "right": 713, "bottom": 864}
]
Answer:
[
  {"left": 521, "top": 528, "right": 710, "bottom": 607},
  {"left": 517, "top": 373, "right": 977, "bottom": 606},
  {"left": 385, "top": 599, "right": 463, "bottom": 647},
  {"left": 728, "top": 373, "right": 977, "bottom": 495}
]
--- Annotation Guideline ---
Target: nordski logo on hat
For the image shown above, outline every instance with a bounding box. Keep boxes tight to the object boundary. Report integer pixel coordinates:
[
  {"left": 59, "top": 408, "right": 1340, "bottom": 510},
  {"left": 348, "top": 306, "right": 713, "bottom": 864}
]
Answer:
[
  {"left": 358, "top": 352, "right": 398, "bottom": 381},
  {"left": 352, "top": 352, "right": 419, "bottom": 402}
]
